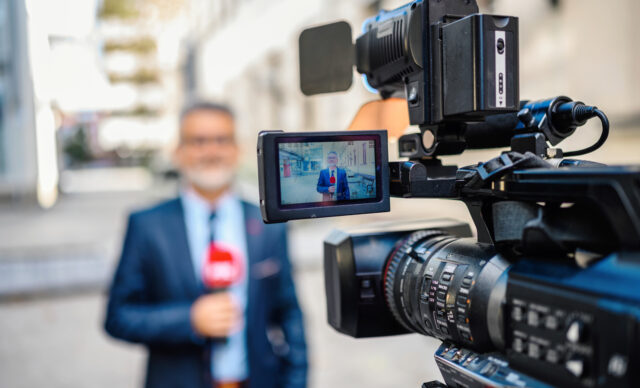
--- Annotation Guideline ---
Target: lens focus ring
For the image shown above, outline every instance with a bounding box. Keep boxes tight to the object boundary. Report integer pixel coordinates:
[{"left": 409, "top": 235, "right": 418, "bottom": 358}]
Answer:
[{"left": 383, "top": 230, "right": 445, "bottom": 332}]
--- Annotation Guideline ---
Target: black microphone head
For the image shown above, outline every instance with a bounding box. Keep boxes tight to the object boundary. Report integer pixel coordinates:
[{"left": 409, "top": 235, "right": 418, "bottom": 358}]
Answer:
[{"left": 299, "top": 21, "right": 354, "bottom": 96}]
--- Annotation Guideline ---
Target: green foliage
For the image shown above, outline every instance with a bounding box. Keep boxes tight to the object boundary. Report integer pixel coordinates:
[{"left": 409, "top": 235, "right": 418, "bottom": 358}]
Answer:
[
  {"left": 110, "top": 105, "right": 160, "bottom": 117},
  {"left": 108, "top": 69, "right": 160, "bottom": 85},
  {"left": 63, "top": 126, "right": 93, "bottom": 165},
  {"left": 104, "top": 38, "right": 157, "bottom": 54},
  {"left": 99, "top": 0, "right": 139, "bottom": 20}
]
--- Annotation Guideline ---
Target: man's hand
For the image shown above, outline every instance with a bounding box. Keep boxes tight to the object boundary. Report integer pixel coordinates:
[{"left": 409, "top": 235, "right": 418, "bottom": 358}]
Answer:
[
  {"left": 328, "top": 186, "right": 336, "bottom": 193},
  {"left": 190, "top": 292, "right": 241, "bottom": 338}
]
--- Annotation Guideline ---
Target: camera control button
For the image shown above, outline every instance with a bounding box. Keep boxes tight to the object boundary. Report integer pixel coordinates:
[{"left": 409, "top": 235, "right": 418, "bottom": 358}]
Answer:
[
  {"left": 545, "top": 315, "right": 559, "bottom": 330},
  {"left": 565, "top": 356, "right": 586, "bottom": 378},
  {"left": 566, "top": 319, "right": 586, "bottom": 343},
  {"left": 545, "top": 349, "right": 560, "bottom": 364},
  {"left": 496, "top": 38, "right": 505, "bottom": 54},
  {"left": 480, "top": 362, "right": 498, "bottom": 377},
  {"left": 608, "top": 354, "right": 628, "bottom": 378},
  {"left": 442, "top": 273, "right": 452, "bottom": 281},
  {"left": 527, "top": 310, "right": 540, "bottom": 327},
  {"left": 407, "top": 83, "right": 419, "bottom": 105},
  {"left": 462, "top": 278, "right": 472, "bottom": 286},
  {"left": 512, "top": 337, "right": 525, "bottom": 353},
  {"left": 511, "top": 306, "right": 524, "bottom": 322},
  {"left": 527, "top": 343, "right": 541, "bottom": 359}
]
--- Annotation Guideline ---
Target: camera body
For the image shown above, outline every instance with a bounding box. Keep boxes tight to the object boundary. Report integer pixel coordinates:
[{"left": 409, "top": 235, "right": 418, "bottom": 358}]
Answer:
[
  {"left": 257, "top": 0, "right": 640, "bottom": 386},
  {"left": 355, "top": 2, "right": 519, "bottom": 125},
  {"left": 299, "top": 0, "right": 519, "bottom": 158},
  {"left": 323, "top": 205, "right": 640, "bottom": 387}
]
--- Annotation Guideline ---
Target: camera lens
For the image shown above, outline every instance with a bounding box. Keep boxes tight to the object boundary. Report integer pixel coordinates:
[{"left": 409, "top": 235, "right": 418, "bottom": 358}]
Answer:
[{"left": 383, "top": 231, "right": 510, "bottom": 351}]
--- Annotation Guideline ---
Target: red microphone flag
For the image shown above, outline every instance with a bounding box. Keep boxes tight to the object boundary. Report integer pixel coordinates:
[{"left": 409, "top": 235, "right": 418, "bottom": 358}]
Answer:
[
  {"left": 329, "top": 176, "right": 336, "bottom": 184},
  {"left": 202, "top": 241, "right": 244, "bottom": 290}
]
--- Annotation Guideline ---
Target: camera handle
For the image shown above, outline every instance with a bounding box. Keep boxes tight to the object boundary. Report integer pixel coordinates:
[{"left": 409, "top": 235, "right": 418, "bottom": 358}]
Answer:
[{"left": 421, "top": 343, "right": 555, "bottom": 388}]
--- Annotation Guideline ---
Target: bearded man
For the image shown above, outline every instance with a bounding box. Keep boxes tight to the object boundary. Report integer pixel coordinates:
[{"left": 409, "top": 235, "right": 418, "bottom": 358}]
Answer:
[{"left": 104, "top": 102, "right": 308, "bottom": 388}]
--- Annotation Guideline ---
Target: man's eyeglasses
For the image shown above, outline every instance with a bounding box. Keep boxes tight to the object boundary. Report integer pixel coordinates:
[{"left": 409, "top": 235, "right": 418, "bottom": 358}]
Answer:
[{"left": 181, "top": 135, "right": 235, "bottom": 147}]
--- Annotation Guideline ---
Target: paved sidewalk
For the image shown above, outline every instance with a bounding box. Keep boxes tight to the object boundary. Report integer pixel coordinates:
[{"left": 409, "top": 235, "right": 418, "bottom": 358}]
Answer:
[
  {"left": 0, "top": 186, "right": 175, "bottom": 298},
  {"left": 0, "top": 268, "right": 443, "bottom": 388},
  {"left": 1, "top": 128, "right": 638, "bottom": 386}
]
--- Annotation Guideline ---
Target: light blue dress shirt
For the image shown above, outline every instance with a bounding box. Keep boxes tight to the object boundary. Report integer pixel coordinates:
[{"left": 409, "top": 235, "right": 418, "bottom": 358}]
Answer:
[{"left": 180, "top": 188, "right": 249, "bottom": 382}]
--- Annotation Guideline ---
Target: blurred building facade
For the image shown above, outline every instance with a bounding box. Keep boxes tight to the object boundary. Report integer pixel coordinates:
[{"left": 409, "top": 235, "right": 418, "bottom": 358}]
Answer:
[
  {"left": 2, "top": 0, "right": 639, "bottom": 203},
  {"left": 490, "top": 0, "right": 640, "bottom": 120},
  {"left": 0, "top": 0, "right": 58, "bottom": 206},
  {"left": 0, "top": 0, "right": 35, "bottom": 200},
  {"left": 0, "top": 0, "right": 191, "bottom": 205},
  {"left": 96, "top": 0, "right": 188, "bottom": 157}
]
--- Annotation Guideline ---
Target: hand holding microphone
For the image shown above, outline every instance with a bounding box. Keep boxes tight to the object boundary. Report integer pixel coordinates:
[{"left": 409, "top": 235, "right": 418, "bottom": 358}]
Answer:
[
  {"left": 191, "top": 235, "right": 244, "bottom": 339},
  {"left": 191, "top": 292, "right": 240, "bottom": 338}
]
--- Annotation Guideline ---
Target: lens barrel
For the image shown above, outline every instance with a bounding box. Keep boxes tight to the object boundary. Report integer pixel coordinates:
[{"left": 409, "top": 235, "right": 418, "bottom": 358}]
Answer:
[{"left": 383, "top": 231, "right": 510, "bottom": 351}]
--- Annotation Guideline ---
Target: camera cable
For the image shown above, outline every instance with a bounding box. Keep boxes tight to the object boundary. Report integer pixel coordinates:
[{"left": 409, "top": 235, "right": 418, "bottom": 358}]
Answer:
[{"left": 562, "top": 106, "right": 610, "bottom": 157}]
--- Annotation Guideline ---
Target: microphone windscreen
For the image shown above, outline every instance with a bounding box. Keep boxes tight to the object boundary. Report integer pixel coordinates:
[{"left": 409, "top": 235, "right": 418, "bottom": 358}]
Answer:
[{"left": 202, "top": 242, "right": 243, "bottom": 289}]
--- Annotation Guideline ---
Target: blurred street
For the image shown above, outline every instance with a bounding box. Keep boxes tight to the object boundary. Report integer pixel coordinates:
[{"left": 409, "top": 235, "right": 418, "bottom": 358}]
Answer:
[
  {"left": 0, "top": 271, "right": 443, "bottom": 388},
  {"left": 0, "top": 182, "right": 444, "bottom": 388},
  {"left": 2, "top": 129, "right": 640, "bottom": 387}
]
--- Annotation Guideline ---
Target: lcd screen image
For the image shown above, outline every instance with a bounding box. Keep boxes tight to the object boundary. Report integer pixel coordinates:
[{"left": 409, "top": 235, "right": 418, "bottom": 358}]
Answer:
[{"left": 278, "top": 140, "right": 377, "bottom": 206}]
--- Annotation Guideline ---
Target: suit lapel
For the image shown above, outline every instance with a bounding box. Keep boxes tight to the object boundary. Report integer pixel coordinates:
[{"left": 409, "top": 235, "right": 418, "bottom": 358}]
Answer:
[
  {"left": 243, "top": 202, "right": 263, "bottom": 335},
  {"left": 243, "top": 204, "right": 263, "bottom": 268},
  {"left": 163, "top": 199, "right": 202, "bottom": 298}
]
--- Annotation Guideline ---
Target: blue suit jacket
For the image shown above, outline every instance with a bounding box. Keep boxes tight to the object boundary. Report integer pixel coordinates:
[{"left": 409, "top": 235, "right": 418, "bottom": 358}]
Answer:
[
  {"left": 104, "top": 199, "right": 307, "bottom": 388},
  {"left": 316, "top": 168, "right": 350, "bottom": 201}
]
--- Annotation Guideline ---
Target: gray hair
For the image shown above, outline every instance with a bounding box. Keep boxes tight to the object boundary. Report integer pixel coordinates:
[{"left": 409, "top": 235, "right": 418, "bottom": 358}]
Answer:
[{"left": 179, "top": 101, "right": 235, "bottom": 124}]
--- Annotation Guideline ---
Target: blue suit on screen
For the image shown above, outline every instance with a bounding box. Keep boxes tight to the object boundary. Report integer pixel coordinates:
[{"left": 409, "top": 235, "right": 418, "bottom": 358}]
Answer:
[
  {"left": 104, "top": 198, "right": 307, "bottom": 388},
  {"left": 316, "top": 168, "right": 350, "bottom": 201}
]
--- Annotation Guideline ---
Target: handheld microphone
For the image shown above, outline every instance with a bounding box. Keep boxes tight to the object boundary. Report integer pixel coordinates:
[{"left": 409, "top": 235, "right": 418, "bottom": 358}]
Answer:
[
  {"left": 202, "top": 241, "right": 244, "bottom": 292},
  {"left": 202, "top": 242, "right": 244, "bottom": 343},
  {"left": 330, "top": 172, "right": 336, "bottom": 199}
]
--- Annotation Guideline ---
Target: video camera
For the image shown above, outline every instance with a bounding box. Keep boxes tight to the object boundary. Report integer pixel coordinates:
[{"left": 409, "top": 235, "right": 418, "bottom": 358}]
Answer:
[{"left": 257, "top": 1, "right": 640, "bottom": 387}]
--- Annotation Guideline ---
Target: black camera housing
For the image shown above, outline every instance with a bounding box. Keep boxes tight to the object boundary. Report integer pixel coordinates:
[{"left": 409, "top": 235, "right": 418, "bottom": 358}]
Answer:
[
  {"left": 299, "top": 0, "right": 519, "bottom": 132},
  {"left": 324, "top": 219, "right": 472, "bottom": 338}
]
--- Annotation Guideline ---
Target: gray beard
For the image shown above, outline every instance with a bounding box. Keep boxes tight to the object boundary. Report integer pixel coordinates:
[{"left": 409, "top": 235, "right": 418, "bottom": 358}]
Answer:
[{"left": 182, "top": 167, "right": 236, "bottom": 192}]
